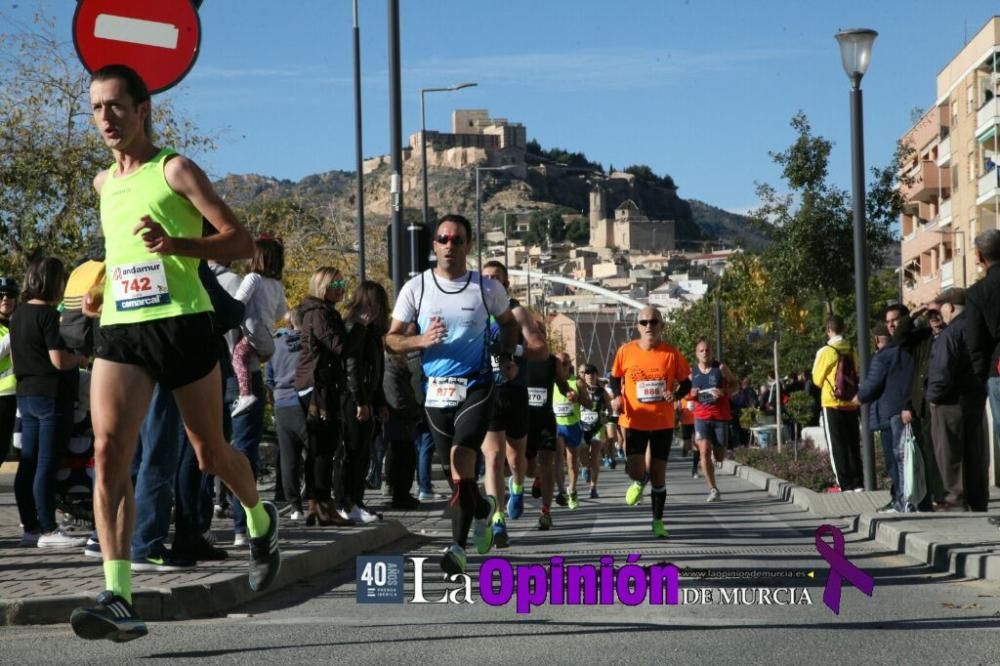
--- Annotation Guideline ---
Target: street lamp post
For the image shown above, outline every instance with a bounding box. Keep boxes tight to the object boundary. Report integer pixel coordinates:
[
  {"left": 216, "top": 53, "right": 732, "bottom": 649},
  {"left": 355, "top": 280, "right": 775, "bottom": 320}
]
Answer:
[
  {"left": 475, "top": 164, "right": 517, "bottom": 270},
  {"left": 420, "top": 82, "right": 476, "bottom": 274},
  {"left": 351, "top": 0, "right": 365, "bottom": 281},
  {"left": 836, "top": 27, "right": 878, "bottom": 490}
]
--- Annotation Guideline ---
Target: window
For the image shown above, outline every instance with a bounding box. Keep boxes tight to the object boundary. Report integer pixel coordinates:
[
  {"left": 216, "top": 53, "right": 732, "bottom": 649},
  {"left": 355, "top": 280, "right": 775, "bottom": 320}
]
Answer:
[
  {"left": 967, "top": 85, "right": 975, "bottom": 114},
  {"left": 969, "top": 153, "right": 976, "bottom": 182},
  {"left": 952, "top": 164, "right": 959, "bottom": 191},
  {"left": 951, "top": 100, "right": 959, "bottom": 127}
]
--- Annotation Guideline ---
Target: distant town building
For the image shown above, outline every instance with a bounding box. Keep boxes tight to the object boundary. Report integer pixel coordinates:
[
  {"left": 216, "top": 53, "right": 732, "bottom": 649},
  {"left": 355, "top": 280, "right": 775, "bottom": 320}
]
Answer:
[
  {"left": 588, "top": 186, "right": 675, "bottom": 252},
  {"left": 898, "top": 16, "right": 1000, "bottom": 306}
]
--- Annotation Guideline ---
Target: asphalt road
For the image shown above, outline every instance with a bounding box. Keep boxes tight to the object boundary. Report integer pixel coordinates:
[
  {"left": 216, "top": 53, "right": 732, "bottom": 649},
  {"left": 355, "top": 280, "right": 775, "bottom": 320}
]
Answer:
[{"left": 4, "top": 454, "right": 1000, "bottom": 664}]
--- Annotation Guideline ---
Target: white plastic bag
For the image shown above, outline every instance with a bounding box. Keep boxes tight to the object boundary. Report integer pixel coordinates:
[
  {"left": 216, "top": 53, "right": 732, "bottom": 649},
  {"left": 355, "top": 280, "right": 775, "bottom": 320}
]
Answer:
[{"left": 901, "top": 423, "right": 926, "bottom": 509}]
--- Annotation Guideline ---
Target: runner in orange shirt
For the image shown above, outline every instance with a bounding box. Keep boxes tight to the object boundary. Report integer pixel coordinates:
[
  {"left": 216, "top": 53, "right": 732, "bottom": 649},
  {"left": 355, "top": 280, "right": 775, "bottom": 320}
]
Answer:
[{"left": 609, "top": 307, "right": 691, "bottom": 538}]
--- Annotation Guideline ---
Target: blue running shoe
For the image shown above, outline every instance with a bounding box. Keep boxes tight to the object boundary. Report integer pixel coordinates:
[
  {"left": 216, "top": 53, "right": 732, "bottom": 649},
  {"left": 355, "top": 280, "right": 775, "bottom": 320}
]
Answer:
[
  {"left": 492, "top": 518, "right": 510, "bottom": 549},
  {"left": 507, "top": 478, "right": 524, "bottom": 520}
]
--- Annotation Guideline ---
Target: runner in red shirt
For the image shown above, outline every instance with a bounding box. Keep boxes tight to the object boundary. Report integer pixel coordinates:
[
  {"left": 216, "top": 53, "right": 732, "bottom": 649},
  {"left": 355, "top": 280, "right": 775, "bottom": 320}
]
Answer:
[{"left": 689, "top": 339, "right": 738, "bottom": 502}]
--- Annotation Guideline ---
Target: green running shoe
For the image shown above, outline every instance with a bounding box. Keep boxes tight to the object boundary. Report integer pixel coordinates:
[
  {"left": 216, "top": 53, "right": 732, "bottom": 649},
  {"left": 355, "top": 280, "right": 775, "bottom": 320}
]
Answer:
[
  {"left": 441, "top": 544, "right": 467, "bottom": 575},
  {"left": 625, "top": 481, "right": 645, "bottom": 506},
  {"left": 652, "top": 519, "right": 668, "bottom": 539},
  {"left": 472, "top": 496, "right": 498, "bottom": 554},
  {"left": 567, "top": 490, "right": 579, "bottom": 510}
]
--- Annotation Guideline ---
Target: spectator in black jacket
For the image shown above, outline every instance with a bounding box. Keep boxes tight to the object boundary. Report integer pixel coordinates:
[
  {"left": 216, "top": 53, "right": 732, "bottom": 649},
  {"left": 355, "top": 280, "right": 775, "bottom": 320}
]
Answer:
[
  {"left": 892, "top": 306, "right": 945, "bottom": 510},
  {"left": 966, "top": 230, "right": 1000, "bottom": 507},
  {"left": 382, "top": 351, "right": 421, "bottom": 509},
  {"left": 341, "top": 281, "right": 388, "bottom": 523},
  {"left": 926, "top": 289, "right": 989, "bottom": 511},
  {"left": 858, "top": 321, "right": 914, "bottom": 512}
]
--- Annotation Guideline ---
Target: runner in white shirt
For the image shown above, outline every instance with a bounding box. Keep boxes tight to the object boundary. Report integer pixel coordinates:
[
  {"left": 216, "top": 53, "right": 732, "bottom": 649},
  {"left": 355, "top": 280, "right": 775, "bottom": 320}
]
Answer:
[{"left": 386, "top": 214, "right": 518, "bottom": 575}]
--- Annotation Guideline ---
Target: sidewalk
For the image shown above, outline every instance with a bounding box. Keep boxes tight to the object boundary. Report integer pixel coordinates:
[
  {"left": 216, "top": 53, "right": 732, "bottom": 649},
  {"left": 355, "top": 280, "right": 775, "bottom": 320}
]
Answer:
[
  {"left": 0, "top": 471, "right": 433, "bottom": 626},
  {"left": 721, "top": 460, "right": 1000, "bottom": 581}
]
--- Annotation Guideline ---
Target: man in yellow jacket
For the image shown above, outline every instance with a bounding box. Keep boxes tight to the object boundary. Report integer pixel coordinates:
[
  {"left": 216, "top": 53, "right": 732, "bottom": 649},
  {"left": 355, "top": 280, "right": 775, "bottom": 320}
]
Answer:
[{"left": 811, "top": 315, "right": 863, "bottom": 491}]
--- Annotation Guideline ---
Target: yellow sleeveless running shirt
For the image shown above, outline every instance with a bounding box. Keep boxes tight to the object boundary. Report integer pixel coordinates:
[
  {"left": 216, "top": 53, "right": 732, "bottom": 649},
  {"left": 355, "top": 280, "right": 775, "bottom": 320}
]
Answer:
[
  {"left": 99, "top": 148, "right": 212, "bottom": 325},
  {"left": 0, "top": 322, "right": 14, "bottom": 395}
]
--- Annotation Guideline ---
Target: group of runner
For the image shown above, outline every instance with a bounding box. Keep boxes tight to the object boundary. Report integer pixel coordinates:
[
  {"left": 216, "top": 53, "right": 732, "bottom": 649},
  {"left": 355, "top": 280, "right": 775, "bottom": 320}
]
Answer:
[
  {"left": 386, "top": 210, "right": 741, "bottom": 573},
  {"left": 65, "top": 64, "right": 738, "bottom": 642}
]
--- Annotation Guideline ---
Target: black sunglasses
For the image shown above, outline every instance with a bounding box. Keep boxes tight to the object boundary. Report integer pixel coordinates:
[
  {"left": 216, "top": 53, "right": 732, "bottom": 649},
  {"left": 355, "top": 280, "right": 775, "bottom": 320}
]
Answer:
[
  {"left": 638, "top": 319, "right": 662, "bottom": 327},
  {"left": 435, "top": 234, "right": 466, "bottom": 247}
]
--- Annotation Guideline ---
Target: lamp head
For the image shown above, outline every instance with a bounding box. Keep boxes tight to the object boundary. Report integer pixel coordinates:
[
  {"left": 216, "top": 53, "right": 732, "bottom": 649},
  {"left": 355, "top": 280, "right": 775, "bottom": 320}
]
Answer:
[{"left": 835, "top": 29, "right": 878, "bottom": 84}]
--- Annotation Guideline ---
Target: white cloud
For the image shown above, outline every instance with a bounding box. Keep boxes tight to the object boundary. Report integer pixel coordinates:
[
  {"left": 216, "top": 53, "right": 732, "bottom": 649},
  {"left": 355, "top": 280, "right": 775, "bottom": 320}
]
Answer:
[{"left": 407, "top": 47, "right": 810, "bottom": 91}]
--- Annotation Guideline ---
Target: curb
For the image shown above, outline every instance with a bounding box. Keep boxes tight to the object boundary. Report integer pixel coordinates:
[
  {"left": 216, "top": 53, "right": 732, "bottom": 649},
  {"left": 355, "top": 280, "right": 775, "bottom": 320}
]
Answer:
[
  {"left": 856, "top": 513, "right": 1000, "bottom": 581},
  {"left": 721, "top": 460, "right": 1000, "bottom": 581},
  {"left": 0, "top": 519, "right": 411, "bottom": 626}
]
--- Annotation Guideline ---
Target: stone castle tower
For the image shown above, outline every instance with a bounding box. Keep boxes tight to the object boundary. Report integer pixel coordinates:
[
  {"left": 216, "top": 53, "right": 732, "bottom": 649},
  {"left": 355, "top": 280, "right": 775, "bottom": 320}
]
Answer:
[{"left": 589, "top": 185, "right": 612, "bottom": 248}]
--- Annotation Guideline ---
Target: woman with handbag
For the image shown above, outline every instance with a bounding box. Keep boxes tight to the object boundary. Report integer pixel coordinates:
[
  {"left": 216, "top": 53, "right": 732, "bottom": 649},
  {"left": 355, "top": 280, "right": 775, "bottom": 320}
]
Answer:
[{"left": 293, "top": 267, "right": 353, "bottom": 527}]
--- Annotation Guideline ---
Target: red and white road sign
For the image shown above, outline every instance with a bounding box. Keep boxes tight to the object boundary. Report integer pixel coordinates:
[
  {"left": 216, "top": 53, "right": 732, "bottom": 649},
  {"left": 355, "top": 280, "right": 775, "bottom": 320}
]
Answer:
[{"left": 73, "top": 0, "right": 201, "bottom": 94}]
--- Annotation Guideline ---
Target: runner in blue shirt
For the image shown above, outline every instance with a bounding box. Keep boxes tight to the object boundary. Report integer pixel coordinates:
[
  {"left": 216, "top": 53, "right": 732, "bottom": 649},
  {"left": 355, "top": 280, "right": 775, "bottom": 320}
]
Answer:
[{"left": 386, "top": 214, "right": 518, "bottom": 576}]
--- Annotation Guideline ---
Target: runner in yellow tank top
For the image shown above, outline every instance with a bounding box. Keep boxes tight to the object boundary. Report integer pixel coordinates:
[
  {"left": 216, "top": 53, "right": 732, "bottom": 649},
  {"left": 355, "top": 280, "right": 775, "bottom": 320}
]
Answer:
[{"left": 70, "top": 65, "right": 280, "bottom": 644}]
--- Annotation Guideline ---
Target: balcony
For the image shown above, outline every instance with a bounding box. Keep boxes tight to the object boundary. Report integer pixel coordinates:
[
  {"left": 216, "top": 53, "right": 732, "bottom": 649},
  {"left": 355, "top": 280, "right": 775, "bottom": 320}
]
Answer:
[
  {"left": 901, "top": 160, "right": 945, "bottom": 203},
  {"left": 978, "top": 168, "right": 1000, "bottom": 205},
  {"left": 977, "top": 98, "right": 999, "bottom": 139},
  {"left": 936, "top": 198, "right": 952, "bottom": 225},
  {"left": 936, "top": 133, "right": 951, "bottom": 167},
  {"left": 940, "top": 261, "right": 954, "bottom": 289}
]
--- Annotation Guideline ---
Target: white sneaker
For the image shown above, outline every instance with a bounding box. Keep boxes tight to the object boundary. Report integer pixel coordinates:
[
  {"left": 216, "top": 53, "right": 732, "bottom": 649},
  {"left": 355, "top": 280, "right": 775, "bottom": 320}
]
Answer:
[
  {"left": 233, "top": 533, "right": 248, "bottom": 547},
  {"left": 289, "top": 510, "right": 305, "bottom": 521},
  {"left": 706, "top": 487, "right": 721, "bottom": 503},
  {"left": 37, "top": 529, "right": 88, "bottom": 548},
  {"left": 346, "top": 505, "right": 379, "bottom": 524},
  {"left": 231, "top": 395, "right": 258, "bottom": 417},
  {"left": 20, "top": 531, "right": 40, "bottom": 547}
]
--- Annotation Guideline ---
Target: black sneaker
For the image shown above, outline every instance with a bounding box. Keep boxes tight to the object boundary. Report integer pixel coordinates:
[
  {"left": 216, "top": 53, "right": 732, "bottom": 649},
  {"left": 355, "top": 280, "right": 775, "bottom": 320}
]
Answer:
[
  {"left": 248, "top": 501, "right": 281, "bottom": 592},
  {"left": 173, "top": 536, "right": 229, "bottom": 563},
  {"left": 555, "top": 491, "right": 568, "bottom": 507},
  {"left": 131, "top": 552, "right": 196, "bottom": 572},
  {"left": 390, "top": 495, "right": 421, "bottom": 510},
  {"left": 70, "top": 591, "right": 148, "bottom": 643}
]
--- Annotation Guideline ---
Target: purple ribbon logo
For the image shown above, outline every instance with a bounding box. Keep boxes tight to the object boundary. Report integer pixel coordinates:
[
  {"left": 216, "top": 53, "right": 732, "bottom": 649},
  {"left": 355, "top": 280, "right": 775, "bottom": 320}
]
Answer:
[{"left": 815, "top": 524, "right": 874, "bottom": 615}]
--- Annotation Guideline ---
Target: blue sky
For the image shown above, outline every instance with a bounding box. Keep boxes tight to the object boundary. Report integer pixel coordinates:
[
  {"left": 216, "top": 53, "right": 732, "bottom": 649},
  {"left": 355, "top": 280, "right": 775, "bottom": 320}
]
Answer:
[{"left": 14, "top": 1, "right": 1000, "bottom": 213}]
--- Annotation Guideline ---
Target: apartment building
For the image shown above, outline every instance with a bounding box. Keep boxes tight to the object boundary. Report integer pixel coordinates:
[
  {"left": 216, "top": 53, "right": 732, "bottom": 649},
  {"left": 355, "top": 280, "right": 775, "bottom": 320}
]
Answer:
[{"left": 900, "top": 16, "right": 1000, "bottom": 306}]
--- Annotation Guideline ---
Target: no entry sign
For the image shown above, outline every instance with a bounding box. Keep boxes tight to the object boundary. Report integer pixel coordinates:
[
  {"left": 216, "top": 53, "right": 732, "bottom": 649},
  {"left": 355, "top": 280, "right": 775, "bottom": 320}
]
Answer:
[{"left": 73, "top": 0, "right": 202, "bottom": 94}]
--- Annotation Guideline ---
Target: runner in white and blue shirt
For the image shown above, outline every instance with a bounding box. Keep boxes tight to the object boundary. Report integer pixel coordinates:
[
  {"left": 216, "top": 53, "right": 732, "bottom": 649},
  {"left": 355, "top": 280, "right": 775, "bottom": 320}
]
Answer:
[{"left": 386, "top": 214, "right": 518, "bottom": 577}]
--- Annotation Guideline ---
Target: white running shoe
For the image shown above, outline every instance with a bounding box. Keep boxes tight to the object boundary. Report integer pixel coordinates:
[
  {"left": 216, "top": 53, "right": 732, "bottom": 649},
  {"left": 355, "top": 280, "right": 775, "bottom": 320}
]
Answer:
[
  {"left": 346, "top": 505, "right": 379, "bottom": 524},
  {"left": 289, "top": 510, "right": 305, "bottom": 521},
  {"left": 231, "top": 395, "right": 258, "bottom": 417},
  {"left": 233, "top": 533, "right": 249, "bottom": 547},
  {"left": 37, "top": 529, "right": 88, "bottom": 548},
  {"left": 706, "top": 487, "right": 721, "bottom": 503}
]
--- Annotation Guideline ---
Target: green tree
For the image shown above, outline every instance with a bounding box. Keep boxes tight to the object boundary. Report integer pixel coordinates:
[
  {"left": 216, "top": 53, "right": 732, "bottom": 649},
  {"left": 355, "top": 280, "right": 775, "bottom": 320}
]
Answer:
[
  {"left": 624, "top": 164, "right": 658, "bottom": 184},
  {"left": 0, "top": 11, "right": 214, "bottom": 277},
  {"left": 752, "top": 112, "right": 903, "bottom": 314}
]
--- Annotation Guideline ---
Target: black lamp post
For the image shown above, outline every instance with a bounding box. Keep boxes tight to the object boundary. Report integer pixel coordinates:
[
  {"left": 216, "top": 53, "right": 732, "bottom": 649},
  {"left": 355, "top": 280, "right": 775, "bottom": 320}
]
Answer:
[
  {"left": 836, "top": 27, "right": 878, "bottom": 490},
  {"left": 420, "top": 83, "right": 479, "bottom": 275}
]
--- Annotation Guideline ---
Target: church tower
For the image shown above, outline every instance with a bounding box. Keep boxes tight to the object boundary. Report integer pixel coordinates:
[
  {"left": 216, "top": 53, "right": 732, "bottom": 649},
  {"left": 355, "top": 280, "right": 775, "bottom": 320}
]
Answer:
[{"left": 589, "top": 185, "right": 611, "bottom": 247}]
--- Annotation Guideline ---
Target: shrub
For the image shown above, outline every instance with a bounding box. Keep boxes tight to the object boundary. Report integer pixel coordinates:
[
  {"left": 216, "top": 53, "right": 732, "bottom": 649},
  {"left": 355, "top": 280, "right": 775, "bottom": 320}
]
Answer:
[{"left": 734, "top": 443, "right": 836, "bottom": 492}]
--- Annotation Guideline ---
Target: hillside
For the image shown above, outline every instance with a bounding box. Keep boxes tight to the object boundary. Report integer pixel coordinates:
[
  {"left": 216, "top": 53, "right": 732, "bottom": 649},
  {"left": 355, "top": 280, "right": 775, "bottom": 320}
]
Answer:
[{"left": 214, "top": 162, "right": 771, "bottom": 249}]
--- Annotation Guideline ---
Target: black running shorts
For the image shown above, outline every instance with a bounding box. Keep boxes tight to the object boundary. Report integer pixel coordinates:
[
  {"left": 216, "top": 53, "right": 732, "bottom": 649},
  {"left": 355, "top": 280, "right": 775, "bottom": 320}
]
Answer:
[
  {"left": 526, "top": 410, "right": 557, "bottom": 460},
  {"left": 487, "top": 383, "right": 529, "bottom": 439},
  {"left": 625, "top": 428, "right": 673, "bottom": 462},
  {"left": 95, "top": 312, "right": 218, "bottom": 391},
  {"left": 425, "top": 382, "right": 495, "bottom": 451}
]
